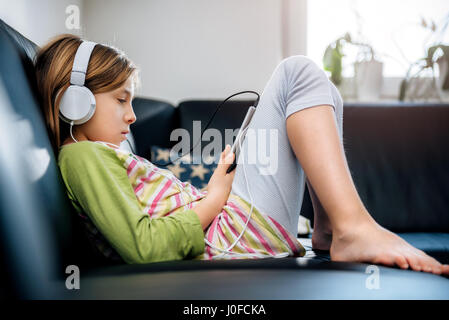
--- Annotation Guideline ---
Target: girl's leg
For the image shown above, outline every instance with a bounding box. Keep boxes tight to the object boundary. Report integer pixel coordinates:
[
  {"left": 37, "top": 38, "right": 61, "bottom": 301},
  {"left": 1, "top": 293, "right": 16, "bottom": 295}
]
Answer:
[
  {"left": 232, "top": 55, "right": 449, "bottom": 274},
  {"left": 231, "top": 55, "right": 343, "bottom": 238},
  {"left": 283, "top": 61, "right": 449, "bottom": 275}
]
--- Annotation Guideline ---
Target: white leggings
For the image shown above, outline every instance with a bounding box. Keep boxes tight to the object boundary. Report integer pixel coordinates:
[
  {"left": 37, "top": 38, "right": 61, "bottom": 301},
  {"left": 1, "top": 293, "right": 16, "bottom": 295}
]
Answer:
[{"left": 230, "top": 55, "right": 344, "bottom": 236}]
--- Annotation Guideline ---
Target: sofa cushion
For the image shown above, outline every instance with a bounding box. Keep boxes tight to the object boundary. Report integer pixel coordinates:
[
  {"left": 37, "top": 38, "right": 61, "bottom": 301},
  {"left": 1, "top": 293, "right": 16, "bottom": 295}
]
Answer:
[
  {"left": 76, "top": 255, "right": 449, "bottom": 299},
  {"left": 399, "top": 233, "right": 449, "bottom": 264},
  {"left": 150, "top": 145, "right": 218, "bottom": 190}
]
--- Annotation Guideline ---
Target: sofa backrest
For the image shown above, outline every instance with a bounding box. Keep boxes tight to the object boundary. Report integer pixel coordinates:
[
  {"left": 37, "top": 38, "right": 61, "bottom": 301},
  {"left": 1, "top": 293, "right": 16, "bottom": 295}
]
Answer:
[
  {"left": 177, "top": 100, "right": 256, "bottom": 157},
  {"left": 131, "top": 97, "right": 449, "bottom": 233},
  {"left": 340, "top": 103, "right": 449, "bottom": 232},
  {"left": 0, "top": 20, "right": 114, "bottom": 298},
  {"left": 130, "top": 96, "right": 179, "bottom": 160}
]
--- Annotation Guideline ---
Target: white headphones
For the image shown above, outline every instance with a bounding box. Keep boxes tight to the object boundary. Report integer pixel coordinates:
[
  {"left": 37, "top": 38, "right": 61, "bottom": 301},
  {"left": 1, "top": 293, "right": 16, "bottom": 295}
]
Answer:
[{"left": 59, "top": 40, "right": 97, "bottom": 125}]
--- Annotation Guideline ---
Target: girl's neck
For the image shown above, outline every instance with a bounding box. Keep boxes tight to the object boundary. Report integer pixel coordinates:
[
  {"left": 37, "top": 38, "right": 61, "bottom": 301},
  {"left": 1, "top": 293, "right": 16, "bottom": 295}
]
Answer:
[{"left": 61, "top": 138, "right": 120, "bottom": 150}]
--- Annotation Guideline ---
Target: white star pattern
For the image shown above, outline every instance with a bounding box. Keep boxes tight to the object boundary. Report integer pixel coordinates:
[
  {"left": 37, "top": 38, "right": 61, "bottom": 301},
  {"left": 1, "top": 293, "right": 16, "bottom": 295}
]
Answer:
[
  {"left": 152, "top": 147, "right": 220, "bottom": 189},
  {"left": 167, "top": 162, "right": 186, "bottom": 178},
  {"left": 156, "top": 149, "right": 170, "bottom": 162},
  {"left": 190, "top": 164, "right": 210, "bottom": 181}
]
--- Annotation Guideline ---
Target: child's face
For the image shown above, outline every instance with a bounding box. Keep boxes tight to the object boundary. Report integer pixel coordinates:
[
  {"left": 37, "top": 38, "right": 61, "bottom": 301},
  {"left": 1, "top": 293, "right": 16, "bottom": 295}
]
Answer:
[{"left": 76, "top": 77, "right": 136, "bottom": 146}]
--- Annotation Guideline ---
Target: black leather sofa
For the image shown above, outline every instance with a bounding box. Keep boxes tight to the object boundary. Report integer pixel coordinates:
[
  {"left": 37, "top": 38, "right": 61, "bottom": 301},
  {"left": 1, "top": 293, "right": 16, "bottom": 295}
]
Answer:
[{"left": 1, "top": 18, "right": 449, "bottom": 300}]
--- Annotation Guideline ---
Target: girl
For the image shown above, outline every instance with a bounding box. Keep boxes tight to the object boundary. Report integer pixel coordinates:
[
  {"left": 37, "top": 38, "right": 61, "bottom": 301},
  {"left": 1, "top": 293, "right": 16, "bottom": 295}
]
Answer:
[{"left": 35, "top": 34, "right": 449, "bottom": 275}]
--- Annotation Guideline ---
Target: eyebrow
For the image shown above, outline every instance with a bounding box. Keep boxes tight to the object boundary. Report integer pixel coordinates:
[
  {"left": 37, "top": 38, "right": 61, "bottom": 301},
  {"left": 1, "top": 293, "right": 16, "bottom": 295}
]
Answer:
[{"left": 120, "top": 88, "right": 134, "bottom": 98}]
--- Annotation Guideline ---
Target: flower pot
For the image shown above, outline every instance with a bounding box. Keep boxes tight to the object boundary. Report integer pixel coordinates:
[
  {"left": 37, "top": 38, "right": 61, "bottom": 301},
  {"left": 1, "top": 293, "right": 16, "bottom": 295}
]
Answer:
[
  {"left": 354, "top": 60, "right": 383, "bottom": 102},
  {"left": 436, "top": 57, "right": 449, "bottom": 90},
  {"left": 436, "top": 57, "right": 449, "bottom": 102}
]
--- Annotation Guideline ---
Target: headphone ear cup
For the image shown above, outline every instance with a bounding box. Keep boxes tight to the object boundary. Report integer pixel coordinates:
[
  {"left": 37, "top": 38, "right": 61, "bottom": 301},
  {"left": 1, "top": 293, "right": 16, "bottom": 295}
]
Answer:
[{"left": 59, "top": 85, "right": 96, "bottom": 125}]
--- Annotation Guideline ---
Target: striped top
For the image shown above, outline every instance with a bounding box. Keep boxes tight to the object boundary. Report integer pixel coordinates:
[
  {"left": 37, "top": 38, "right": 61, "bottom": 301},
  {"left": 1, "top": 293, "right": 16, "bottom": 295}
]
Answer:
[{"left": 58, "top": 141, "right": 305, "bottom": 263}]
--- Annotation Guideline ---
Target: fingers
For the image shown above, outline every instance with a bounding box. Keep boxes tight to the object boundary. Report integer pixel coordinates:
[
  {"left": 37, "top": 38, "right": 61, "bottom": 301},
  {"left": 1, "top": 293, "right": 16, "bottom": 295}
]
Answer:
[
  {"left": 222, "top": 144, "right": 234, "bottom": 163},
  {"left": 217, "top": 144, "right": 235, "bottom": 174}
]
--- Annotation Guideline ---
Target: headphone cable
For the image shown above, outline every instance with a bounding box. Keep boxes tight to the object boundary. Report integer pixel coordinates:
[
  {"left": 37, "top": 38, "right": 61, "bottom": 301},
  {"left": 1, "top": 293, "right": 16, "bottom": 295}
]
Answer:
[{"left": 153, "top": 90, "right": 260, "bottom": 167}]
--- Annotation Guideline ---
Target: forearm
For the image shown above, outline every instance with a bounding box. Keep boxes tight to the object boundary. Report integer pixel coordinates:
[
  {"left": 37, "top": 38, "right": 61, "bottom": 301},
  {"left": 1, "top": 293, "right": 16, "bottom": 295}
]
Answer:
[
  {"left": 192, "top": 196, "right": 224, "bottom": 230},
  {"left": 193, "top": 144, "right": 235, "bottom": 230}
]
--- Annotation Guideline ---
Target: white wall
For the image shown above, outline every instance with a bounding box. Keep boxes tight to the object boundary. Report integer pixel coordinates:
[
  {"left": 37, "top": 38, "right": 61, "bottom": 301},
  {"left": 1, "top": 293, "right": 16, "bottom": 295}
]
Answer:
[
  {"left": 83, "top": 0, "right": 307, "bottom": 105},
  {"left": 1, "top": 0, "right": 307, "bottom": 105},
  {"left": 0, "top": 0, "right": 83, "bottom": 46}
]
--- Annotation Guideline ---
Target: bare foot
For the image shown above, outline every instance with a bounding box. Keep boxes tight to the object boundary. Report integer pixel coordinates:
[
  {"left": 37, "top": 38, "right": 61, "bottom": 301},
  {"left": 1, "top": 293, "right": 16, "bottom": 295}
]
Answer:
[{"left": 330, "top": 218, "right": 449, "bottom": 275}]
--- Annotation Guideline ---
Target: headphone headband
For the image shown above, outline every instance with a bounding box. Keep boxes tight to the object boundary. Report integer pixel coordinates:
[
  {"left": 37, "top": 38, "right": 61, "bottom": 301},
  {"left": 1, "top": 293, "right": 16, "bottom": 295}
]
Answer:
[{"left": 70, "top": 41, "right": 97, "bottom": 86}]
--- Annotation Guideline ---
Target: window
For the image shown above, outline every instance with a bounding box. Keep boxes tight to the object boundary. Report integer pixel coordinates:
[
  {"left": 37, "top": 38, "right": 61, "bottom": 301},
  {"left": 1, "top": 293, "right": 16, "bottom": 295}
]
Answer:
[{"left": 307, "top": 0, "right": 449, "bottom": 78}]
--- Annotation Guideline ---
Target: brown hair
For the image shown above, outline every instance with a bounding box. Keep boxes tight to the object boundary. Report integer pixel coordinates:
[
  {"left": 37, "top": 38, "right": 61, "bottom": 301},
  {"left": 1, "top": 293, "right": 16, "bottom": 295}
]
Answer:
[{"left": 34, "top": 33, "right": 140, "bottom": 156}]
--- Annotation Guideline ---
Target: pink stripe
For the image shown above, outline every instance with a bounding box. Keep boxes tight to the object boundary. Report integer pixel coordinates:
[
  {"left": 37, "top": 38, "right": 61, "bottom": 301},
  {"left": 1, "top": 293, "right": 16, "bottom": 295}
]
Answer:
[
  {"left": 135, "top": 171, "right": 156, "bottom": 193},
  {"left": 206, "top": 215, "right": 220, "bottom": 257},
  {"left": 175, "top": 193, "right": 181, "bottom": 207},
  {"left": 134, "top": 171, "right": 158, "bottom": 193},
  {"left": 134, "top": 183, "right": 144, "bottom": 193},
  {"left": 227, "top": 202, "right": 275, "bottom": 255},
  {"left": 268, "top": 216, "right": 298, "bottom": 253},
  {"left": 143, "top": 171, "right": 156, "bottom": 181},
  {"left": 127, "top": 159, "right": 137, "bottom": 175},
  {"left": 134, "top": 171, "right": 154, "bottom": 193},
  {"left": 222, "top": 211, "right": 256, "bottom": 253},
  {"left": 147, "top": 180, "right": 173, "bottom": 215}
]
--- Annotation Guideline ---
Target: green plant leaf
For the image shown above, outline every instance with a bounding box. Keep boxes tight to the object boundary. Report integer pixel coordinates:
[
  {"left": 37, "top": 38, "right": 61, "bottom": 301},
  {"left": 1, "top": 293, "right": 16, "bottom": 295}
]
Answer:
[{"left": 323, "top": 45, "right": 334, "bottom": 71}]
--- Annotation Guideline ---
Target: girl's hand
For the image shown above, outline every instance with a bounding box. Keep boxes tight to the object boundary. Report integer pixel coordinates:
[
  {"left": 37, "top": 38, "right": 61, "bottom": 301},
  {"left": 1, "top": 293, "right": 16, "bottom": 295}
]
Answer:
[{"left": 205, "top": 144, "right": 236, "bottom": 209}]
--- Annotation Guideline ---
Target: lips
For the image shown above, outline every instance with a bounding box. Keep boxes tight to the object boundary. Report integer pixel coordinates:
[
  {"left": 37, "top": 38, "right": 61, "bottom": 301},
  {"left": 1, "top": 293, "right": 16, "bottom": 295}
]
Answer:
[{"left": 121, "top": 131, "right": 129, "bottom": 135}]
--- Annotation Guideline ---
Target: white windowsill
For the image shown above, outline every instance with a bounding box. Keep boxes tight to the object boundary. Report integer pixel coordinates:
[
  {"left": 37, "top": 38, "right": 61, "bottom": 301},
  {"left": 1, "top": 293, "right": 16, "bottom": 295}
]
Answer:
[{"left": 337, "top": 77, "right": 449, "bottom": 104}]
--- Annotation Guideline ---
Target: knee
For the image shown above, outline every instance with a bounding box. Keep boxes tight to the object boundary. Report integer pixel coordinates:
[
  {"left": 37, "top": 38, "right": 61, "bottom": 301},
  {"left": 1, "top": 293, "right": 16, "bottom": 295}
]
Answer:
[
  {"left": 280, "top": 55, "right": 329, "bottom": 88},
  {"left": 280, "top": 55, "right": 324, "bottom": 77}
]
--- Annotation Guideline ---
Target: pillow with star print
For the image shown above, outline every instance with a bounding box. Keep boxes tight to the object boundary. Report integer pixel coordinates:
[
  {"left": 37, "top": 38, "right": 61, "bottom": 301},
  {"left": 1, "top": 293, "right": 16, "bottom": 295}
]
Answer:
[{"left": 150, "top": 145, "right": 218, "bottom": 190}]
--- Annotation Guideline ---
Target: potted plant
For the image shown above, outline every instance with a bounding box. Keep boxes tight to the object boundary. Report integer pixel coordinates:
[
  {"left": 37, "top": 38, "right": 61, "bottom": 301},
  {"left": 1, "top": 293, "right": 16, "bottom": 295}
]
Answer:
[
  {"left": 399, "top": 15, "right": 449, "bottom": 101},
  {"left": 323, "top": 32, "right": 383, "bottom": 101},
  {"left": 323, "top": 32, "right": 351, "bottom": 87}
]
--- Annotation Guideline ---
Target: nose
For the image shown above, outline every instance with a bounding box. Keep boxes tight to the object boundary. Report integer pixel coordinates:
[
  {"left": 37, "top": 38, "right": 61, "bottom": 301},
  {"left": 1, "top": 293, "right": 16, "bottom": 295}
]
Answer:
[{"left": 125, "top": 104, "right": 137, "bottom": 125}]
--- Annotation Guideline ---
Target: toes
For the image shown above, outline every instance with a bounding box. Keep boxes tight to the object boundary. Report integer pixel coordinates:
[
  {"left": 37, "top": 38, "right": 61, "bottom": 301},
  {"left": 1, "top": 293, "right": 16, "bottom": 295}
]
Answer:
[
  {"left": 427, "top": 259, "right": 443, "bottom": 275},
  {"left": 398, "top": 252, "right": 439, "bottom": 273},
  {"left": 413, "top": 250, "right": 443, "bottom": 274},
  {"left": 404, "top": 253, "right": 422, "bottom": 272},
  {"left": 413, "top": 253, "right": 443, "bottom": 274},
  {"left": 442, "top": 265, "right": 449, "bottom": 275},
  {"left": 394, "top": 255, "right": 409, "bottom": 270}
]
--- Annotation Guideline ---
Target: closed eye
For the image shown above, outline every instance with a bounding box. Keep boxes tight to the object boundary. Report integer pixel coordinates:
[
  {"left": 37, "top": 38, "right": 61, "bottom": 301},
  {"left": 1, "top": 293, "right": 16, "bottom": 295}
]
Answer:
[{"left": 118, "top": 98, "right": 127, "bottom": 104}]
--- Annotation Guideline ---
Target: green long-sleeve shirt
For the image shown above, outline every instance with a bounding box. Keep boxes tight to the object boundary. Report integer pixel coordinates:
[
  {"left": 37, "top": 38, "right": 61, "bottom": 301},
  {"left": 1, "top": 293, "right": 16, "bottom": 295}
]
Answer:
[{"left": 58, "top": 141, "right": 205, "bottom": 264}]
